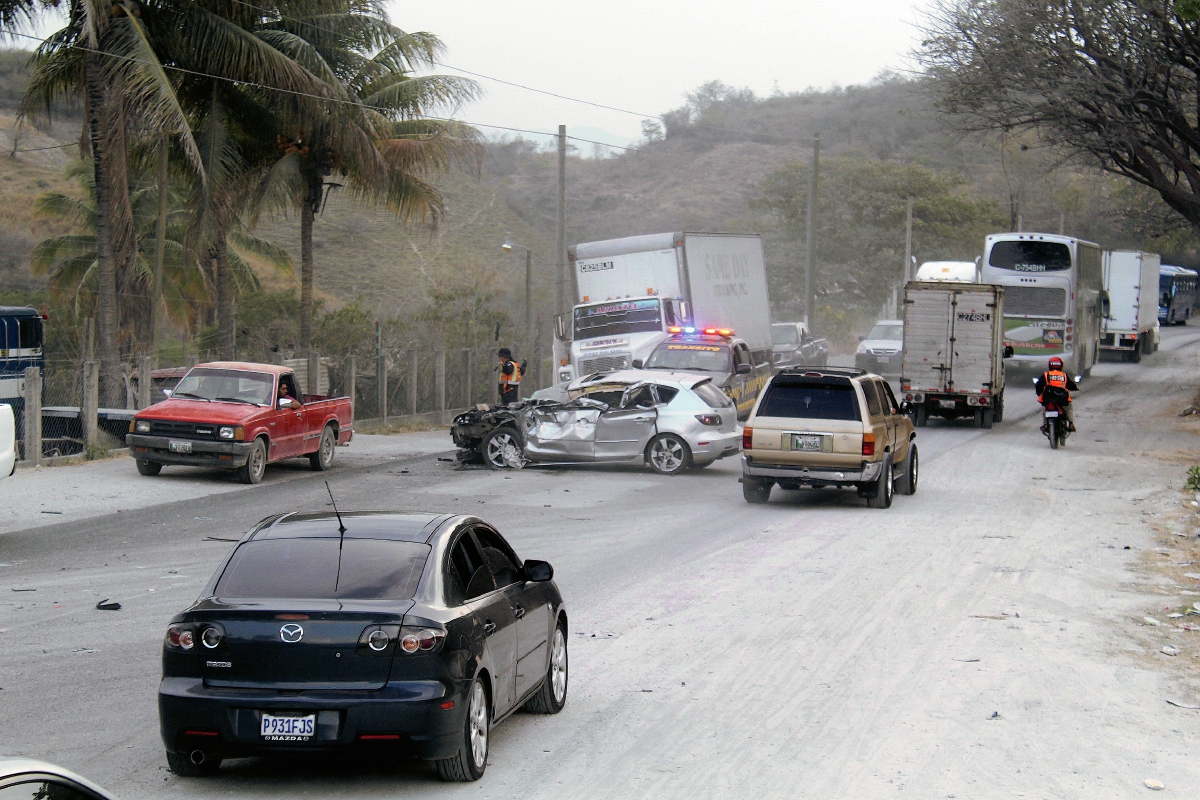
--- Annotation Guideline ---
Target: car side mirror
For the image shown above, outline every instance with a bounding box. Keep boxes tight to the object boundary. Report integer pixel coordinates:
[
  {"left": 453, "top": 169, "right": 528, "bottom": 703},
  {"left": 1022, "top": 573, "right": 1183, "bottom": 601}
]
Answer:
[
  {"left": 900, "top": 400, "right": 911, "bottom": 413},
  {"left": 857, "top": 335, "right": 866, "bottom": 342},
  {"left": 554, "top": 315, "right": 568, "bottom": 341},
  {"left": 632, "top": 359, "right": 644, "bottom": 369},
  {"left": 523, "top": 559, "right": 553, "bottom": 582},
  {"left": 278, "top": 397, "right": 293, "bottom": 409},
  {"left": 1003, "top": 345, "right": 1014, "bottom": 359},
  {"left": 736, "top": 363, "right": 752, "bottom": 375}
]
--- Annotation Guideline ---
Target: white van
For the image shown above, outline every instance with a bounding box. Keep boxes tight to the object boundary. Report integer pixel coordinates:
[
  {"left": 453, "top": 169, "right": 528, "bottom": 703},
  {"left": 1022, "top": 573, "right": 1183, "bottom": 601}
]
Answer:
[
  {"left": 0, "top": 404, "right": 15, "bottom": 478},
  {"left": 914, "top": 260, "right": 978, "bottom": 283}
]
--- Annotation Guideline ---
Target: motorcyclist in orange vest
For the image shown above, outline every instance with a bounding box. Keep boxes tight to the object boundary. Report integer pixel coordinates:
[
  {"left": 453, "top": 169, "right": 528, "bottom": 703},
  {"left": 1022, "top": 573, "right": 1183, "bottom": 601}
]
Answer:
[
  {"left": 497, "top": 348, "right": 522, "bottom": 406},
  {"left": 1034, "top": 356, "right": 1079, "bottom": 432}
]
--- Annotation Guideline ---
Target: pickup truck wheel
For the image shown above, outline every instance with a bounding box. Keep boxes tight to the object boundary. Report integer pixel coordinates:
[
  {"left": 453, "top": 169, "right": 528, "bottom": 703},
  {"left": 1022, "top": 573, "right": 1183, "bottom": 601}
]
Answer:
[
  {"left": 865, "top": 458, "right": 893, "bottom": 509},
  {"left": 309, "top": 425, "right": 336, "bottom": 471},
  {"left": 135, "top": 459, "right": 162, "bottom": 477},
  {"left": 483, "top": 427, "right": 522, "bottom": 469},
  {"left": 646, "top": 434, "right": 690, "bottom": 475},
  {"left": 237, "top": 438, "right": 267, "bottom": 484},
  {"left": 743, "top": 480, "right": 772, "bottom": 503}
]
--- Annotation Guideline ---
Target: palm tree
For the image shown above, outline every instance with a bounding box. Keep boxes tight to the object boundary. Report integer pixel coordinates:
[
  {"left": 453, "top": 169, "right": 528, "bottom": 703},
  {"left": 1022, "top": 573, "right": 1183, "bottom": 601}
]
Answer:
[{"left": 252, "top": 0, "right": 482, "bottom": 359}]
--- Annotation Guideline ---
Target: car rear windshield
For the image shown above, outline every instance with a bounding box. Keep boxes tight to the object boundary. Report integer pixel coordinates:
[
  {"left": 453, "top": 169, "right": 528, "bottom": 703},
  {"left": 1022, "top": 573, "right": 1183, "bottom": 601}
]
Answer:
[
  {"left": 693, "top": 382, "right": 734, "bottom": 409},
  {"left": 757, "top": 381, "right": 861, "bottom": 420},
  {"left": 215, "top": 538, "right": 430, "bottom": 599}
]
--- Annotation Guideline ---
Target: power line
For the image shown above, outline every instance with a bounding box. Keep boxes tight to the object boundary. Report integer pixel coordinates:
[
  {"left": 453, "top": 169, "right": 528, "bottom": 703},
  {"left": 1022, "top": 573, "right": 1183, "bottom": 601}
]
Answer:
[{"left": 0, "top": 28, "right": 633, "bottom": 152}]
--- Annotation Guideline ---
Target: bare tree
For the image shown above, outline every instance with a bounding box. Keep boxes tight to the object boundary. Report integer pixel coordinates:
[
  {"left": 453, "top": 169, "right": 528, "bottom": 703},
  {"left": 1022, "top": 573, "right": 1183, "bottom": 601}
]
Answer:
[{"left": 918, "top": 0, "right": 1200, "bottom": 228}]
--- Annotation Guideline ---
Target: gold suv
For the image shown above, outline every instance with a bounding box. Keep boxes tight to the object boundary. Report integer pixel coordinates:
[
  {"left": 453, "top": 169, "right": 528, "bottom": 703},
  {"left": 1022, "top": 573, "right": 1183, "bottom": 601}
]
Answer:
[{"left": 740, "top": 367, "right": 917, "bottom": 508}]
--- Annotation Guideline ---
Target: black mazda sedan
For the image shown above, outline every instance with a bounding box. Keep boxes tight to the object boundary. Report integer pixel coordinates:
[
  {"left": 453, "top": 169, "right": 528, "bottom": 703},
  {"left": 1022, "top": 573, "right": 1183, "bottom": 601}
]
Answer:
[{"left": 158, "top": 511, "right": 568, "bottom": 782}]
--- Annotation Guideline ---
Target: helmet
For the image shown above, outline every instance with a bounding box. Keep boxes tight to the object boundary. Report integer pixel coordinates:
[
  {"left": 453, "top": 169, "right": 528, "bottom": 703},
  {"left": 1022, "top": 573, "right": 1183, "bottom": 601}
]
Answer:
[
  {"left": 498, "top": 348, "right": 513, "bottom": 359},
  {"left": 1048, "top": 357, "right": 1063, "bottom": 370}
]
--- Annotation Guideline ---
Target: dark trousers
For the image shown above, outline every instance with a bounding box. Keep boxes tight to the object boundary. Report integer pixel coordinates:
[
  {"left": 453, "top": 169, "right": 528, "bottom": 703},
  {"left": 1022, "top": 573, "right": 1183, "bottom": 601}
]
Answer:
[{"left": 498, "top": 385, "right": 519, "bottom": 406}]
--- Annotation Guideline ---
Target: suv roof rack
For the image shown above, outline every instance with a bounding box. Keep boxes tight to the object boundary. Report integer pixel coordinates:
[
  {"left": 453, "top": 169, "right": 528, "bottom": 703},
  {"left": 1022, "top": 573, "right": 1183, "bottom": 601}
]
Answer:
[{"left": 778, "top": 366, "right": 868, "bottom": 377}]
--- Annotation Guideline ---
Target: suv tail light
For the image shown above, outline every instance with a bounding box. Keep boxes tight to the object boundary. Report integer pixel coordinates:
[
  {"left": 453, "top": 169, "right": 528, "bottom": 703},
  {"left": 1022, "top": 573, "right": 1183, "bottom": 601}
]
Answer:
[
  {"left": 861, "top": 432, "right": 876, "bottom": 456},
  {"left": 742, "top": 427, "right": 753, "bottom": 450}
]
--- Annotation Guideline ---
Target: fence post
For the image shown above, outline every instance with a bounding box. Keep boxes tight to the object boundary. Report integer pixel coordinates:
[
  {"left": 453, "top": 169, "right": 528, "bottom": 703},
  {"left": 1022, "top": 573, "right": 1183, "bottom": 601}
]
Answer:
[
  {"left": 375, "top": 321, "right": 386, "bottom": 422},
  {"left": 22, "top": 366, "right": 41, "bottom": 466},
  {"left": 137, "top": 354, "right": 152, "bottom": 409},
  {"left": 409, "top": 350, "right": 418, "bottom": 415},
  {"left": 346, "top": 354, "right": 356, "bottom": 417},
  {"left": 436, "top": 349, "right": 446, "bottom": 420},
  {"left": 82, "top": 360, "right": 99, "bottom": 448},
  {"left": 307, "top": 350, "right": 320, "bottom": 396},
  {"left": 464, "top": 349, "right": 472, "bottom": 408}
]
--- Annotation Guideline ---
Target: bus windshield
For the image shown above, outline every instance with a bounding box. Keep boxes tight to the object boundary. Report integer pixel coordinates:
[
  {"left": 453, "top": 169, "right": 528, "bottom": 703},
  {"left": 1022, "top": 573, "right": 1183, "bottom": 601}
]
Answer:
[
  {"left": 574, "top": 299, "right": 661, "bottom": 339},
  {"left": 988, "top": 241, "right": 1072, "bottom": 272}
]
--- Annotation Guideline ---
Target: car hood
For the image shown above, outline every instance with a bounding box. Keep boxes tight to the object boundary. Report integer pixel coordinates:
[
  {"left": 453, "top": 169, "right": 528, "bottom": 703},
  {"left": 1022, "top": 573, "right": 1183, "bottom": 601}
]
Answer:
[{"left": 135, "top": 398, "right": 264, "bottom": 424}]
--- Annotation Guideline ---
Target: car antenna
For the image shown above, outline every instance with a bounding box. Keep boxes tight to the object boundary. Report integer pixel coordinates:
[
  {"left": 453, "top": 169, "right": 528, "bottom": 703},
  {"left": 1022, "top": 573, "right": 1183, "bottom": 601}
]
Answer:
[{"left": 326, "top": 481, "right": 347, "bottom": 592}]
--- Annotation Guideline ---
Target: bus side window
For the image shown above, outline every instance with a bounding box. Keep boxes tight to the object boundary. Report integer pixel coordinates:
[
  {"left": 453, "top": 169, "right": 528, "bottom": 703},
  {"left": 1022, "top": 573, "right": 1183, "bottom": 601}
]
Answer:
[{"left": 18, "top": 318, "right": 41, "bottom": 350}]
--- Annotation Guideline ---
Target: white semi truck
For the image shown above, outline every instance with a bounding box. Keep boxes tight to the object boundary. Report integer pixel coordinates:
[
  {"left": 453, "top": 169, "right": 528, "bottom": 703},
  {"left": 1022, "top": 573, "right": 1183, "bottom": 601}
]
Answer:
[
  {"left": 1101, "top": 250, "right": 1160, "bottom": 361},
  {"left": 556, "top": 232, "right": 772, "bottom": 382},
  {"left": 900, "top": 281, "right": 1010, "bottom": 428}
]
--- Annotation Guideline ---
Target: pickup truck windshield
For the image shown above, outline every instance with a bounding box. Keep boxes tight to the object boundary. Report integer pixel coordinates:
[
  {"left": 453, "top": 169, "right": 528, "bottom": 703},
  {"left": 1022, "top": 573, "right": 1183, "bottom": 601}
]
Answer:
[
  {"left": 173, "top": 368, "right": 274, "bottom": 405},
  {"left": 215, "top": 538, "right": 430, "bottom": 599},
  {"left": 772, "top": 325, "right": 800, "bottom": 345},
  {"left": 757, "top": 381, "right": 861, "bottom": 420},
  {"left": 574, "top": 299, "right": 661, "bottom": 339},
  {"left": 645, "top": 343, "right": 731, "bottom": 372}
]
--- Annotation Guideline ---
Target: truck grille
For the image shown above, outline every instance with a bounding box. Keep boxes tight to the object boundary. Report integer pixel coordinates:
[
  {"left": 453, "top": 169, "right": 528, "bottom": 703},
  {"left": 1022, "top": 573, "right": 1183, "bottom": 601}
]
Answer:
[
  {"left": 148, "top": 420, "right": 222, "bottom": 440},
  {"left": 1004, "top": 286, "right": 1066, "bottom": 317},
  {"left": 580, "top": 355, "right": 629, "bottom": 373}
]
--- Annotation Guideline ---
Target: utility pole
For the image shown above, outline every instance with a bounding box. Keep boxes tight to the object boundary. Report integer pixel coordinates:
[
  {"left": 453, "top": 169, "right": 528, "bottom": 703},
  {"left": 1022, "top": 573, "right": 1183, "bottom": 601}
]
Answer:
[
  {"left": 904, "top": 198, "right": 914, "bottom": 284},
  {"left": 803, "top": 133, "right": 821, "bottom": 326},
  {"left": 554, "top": 124, "right": 568, "bottom": 379},
  {"left": 1058, "top": 212, "right": 1065, "bottom": 235},
  {"left": 524, "top": 247, "right": 532, "bottom": 370}
]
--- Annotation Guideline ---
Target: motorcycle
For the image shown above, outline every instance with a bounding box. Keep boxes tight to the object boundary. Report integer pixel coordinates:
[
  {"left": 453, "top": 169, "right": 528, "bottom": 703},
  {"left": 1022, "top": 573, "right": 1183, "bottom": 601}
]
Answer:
[{"left": 1033, "top": 375, "right": 1081, "bottom": 450}]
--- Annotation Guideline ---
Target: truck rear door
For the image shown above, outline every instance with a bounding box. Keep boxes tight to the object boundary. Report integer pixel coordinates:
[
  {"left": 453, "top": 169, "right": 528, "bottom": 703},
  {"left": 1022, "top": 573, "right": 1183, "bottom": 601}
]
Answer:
[
  {"left": 903, "top": 287, "right": 953, "bottom": 392},
  {"left": 950, "top": 289, "right": 1000, "bottom": 394}
]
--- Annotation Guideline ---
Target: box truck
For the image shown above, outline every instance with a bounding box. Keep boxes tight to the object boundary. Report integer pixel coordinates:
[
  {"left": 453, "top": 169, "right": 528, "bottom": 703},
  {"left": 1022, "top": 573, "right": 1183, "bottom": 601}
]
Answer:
[
  {"left": 1101, "top": 250, "right": 1160, "bottom": 361},
  {"left": 556, "top": 232, "right": 772, "bottom": 383},
  {"left": 900, "top": 282, "right": 1009, "bottom": 428}
]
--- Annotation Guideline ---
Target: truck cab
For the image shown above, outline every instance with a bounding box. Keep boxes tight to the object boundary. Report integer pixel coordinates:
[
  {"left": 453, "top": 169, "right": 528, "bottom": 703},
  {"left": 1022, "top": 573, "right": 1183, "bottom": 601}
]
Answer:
[
  {"left": 642, "top": 327, "right": 771, "bottom": 419},
  {"left": 562, "top": 295, "right": 688, "bottom": 383}
]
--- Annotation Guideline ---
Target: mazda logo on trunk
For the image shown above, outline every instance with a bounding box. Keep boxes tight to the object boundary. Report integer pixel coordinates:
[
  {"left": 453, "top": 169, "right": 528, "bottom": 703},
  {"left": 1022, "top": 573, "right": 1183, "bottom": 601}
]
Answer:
[{"left": 279, "top": 624, "right": 304, "bottom": 643}]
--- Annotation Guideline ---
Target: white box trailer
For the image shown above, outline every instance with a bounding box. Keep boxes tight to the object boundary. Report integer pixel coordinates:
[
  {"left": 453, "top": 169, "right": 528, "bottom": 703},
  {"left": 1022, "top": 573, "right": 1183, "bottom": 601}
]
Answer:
[
  {"left": 560, "top": 232, "right": 771, "bottom": 380},
  {"left": 900, "top": 282, "right": 1008, "bottom": 428},
  {"left": 1102, "top": 250, "right": 1160, "bottom": 361}
]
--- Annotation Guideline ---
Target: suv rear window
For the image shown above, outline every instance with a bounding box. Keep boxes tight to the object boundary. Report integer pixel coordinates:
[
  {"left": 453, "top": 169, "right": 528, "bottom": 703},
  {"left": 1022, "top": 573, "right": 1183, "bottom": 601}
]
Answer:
[
  {"left": 215, "top": 538, "right": 430, "bottom": 599},
  {"left": 757, "top": 381, "right": 861, "bottom": 421}
]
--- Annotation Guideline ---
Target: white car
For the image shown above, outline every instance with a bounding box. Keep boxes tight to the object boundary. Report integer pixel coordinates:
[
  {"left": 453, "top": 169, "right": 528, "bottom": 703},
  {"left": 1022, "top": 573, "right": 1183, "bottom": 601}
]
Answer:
[
  {"left": 520, "top": 369, "right": 742, "bottom": 475},
  {"left": 855, "top": 320, "right": 904, "bottom": 377},
  {"left": 0, "top": 403, "right": 16, "bottom": 479}
]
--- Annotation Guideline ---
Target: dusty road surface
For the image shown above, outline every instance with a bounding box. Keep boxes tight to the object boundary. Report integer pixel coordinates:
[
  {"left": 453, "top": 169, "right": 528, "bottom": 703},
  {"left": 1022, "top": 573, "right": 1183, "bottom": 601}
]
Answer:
[{"left": 3, "top": 328, "right": 1200, "bottom": 798}]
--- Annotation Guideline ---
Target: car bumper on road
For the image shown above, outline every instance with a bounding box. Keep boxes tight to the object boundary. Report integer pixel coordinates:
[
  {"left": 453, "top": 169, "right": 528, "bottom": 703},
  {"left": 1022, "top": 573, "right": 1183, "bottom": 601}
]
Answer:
[
  {"left": 742, "top": 456, "right": 883, "bottom": 484},
  {"left": 688, "top": 430, "right": 742, "bottom": 462},
  {"left": 158, "top": 677, "right": 463, "bottom": 761},
  {"left": 126, "top": 435, "right": 254, "bottom": 469}
]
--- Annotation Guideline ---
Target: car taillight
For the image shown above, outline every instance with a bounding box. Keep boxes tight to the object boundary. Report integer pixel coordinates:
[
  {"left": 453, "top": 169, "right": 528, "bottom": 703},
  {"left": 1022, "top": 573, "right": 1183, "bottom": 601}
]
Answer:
[
  {"left": 742, "top": 427, "right": 753, "bottom": 450},
  {"left": 862, "top": 433, "right": 876, "bottom": 456},
  {"left": 695, "top": 414, "right": 722, "bottom": 426},
  {"left": 166, "top": 624, "right": 195, "bottom": 651},
  {"left": 200, "top": 625, "right": 225, "bottom": 649},
  {"left": 397, "top": 626, "right": 446, "bottom": 655},
  {"left": 357, "top": 625, "right": 401, "bottom": 655}
]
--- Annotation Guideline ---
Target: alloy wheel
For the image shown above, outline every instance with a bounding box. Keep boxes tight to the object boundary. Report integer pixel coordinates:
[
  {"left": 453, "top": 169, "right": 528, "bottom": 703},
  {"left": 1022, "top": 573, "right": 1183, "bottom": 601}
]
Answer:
[
  {"left": 649, "top": 436, "right": 685, "bottom": 473},
  {"left": 468, "top": 680, "right": 488, "bottom": 769},
  {"left": 486, "top": 432, "right": 521, "bottom": 468},
  {"left": 550, "top": 628, "right": 568, "bottom": 704}
]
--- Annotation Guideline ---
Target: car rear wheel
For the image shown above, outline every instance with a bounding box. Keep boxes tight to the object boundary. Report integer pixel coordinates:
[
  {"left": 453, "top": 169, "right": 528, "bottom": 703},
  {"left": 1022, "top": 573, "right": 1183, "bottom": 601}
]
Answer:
[
  {"left": 309, "top": 425, "right": 336, "bottom": 471},
  {"left": 743, "top": 480, "right": 772, "bottom": 504},
  {"left": 437, "top": 677, "right": 489, "bottom": 782},
  {"left": 237, "top": 438, "right": 267, "bottom": 484},
  {"left": 482, "top": 427, "right": 522, "bottom": 470},
  {"left": 524, "top": 622, "right": 568, "bottom": 714},
  {"left": 166, "top": 749, "right": 221, "bottom": 777},
  {"left": 646, "top": 434, "right": 690, "bottom": 475},
  {"left": 136, "top": 459, "right": 162, "bottom": 476},
  {"left": 865, "top": 458, "right": 893, "bottom": 508},
  {"left": 896, "top": 445, "right": 918, "bottom": 496}
]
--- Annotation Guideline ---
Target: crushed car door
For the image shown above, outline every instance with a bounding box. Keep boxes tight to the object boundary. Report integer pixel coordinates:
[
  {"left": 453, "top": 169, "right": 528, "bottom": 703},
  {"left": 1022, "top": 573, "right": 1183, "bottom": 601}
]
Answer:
[
  {"left": 524, "top": 403, "right": 600, "bottom": 461},
  {"left": 594, "top": 383, "right": 659, "bottom": 461}
]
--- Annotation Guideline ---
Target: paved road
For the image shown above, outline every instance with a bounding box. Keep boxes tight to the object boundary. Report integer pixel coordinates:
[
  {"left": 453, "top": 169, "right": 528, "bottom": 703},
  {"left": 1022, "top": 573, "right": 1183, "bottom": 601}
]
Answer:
[{"left": 3, "top": 329, "right": 1200, "bottom": 798}]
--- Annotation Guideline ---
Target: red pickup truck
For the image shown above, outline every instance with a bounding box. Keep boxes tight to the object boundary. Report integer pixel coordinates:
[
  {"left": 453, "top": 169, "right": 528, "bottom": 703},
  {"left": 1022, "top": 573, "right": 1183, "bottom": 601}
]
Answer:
[{"left": 126, "top": 362, "right": 353, "bottom": 484}]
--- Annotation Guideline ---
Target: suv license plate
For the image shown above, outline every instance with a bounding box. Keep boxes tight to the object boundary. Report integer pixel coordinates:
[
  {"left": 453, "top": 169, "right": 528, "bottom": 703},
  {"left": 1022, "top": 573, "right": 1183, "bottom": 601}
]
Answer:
[
  {"left": 937, "top": 399, "right": 956, "bottom": 409},
  {"left": 793, "top": 434, "right": 822, "bottom": 452},
  {"left": 261, "top": 713, "right": 315, "bottom": 741},
  {"left": 168, "top": 440, "right": 192, "bottom": 453}
]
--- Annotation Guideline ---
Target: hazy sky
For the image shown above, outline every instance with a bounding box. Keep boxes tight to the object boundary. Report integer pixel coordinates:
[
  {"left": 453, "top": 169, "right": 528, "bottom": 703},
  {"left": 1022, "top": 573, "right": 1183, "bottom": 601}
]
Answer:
[{"left": 393, "top": 1, "right": 931, "bottom": 146}]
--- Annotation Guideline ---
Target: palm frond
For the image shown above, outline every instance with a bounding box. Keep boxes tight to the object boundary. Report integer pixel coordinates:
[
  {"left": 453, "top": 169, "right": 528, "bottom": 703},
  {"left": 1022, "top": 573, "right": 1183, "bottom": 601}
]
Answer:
[{"left": 29, "top": 235, "right": 97, "bottom": 275}]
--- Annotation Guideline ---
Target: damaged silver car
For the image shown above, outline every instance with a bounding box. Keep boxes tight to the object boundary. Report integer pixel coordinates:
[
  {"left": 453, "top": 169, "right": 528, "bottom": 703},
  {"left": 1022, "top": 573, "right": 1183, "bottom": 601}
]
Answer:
[{"left": 518, "top": 370, "right": 741, "bottom": 475}]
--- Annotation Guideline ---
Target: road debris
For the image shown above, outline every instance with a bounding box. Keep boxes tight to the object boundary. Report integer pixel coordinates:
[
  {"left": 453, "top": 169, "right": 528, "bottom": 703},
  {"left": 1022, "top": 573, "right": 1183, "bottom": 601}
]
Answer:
[
  {"left": 1144, "top": 778, "right": 1165, "bottom": 790},
  {"left": 1166, "top": 699, "right": 1200, "bottom": 709},
  {"left": 579, "top": 630, "right": 619, "bottom": 639},
  {"left": 952, "top": 658, "right": 980, "bottom": 663},
  {"left": 95, "top": 599, "right": 121, "bottom": 611},
  {"left": 1143, "top": 616, "right": 1163, "bottom": 626},
  {"left": 1161, "top": 645, "right": 1181, "bottom": 656},
  {"left": 11, "top": 587, "right": 35, "bottom": 592},
  {"left": 988, "top": 711, "right": 1001, "bottom": 720},
  {"left": 972, "top": 612, "right": 1019, "bottom": 620}
]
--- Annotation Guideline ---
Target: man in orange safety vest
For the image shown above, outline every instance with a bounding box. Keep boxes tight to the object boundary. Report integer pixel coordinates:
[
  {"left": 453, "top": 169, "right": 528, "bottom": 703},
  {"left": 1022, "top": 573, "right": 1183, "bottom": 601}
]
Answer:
[{"left": 498, "top": 348, "right": 522, "bottom": 406}]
